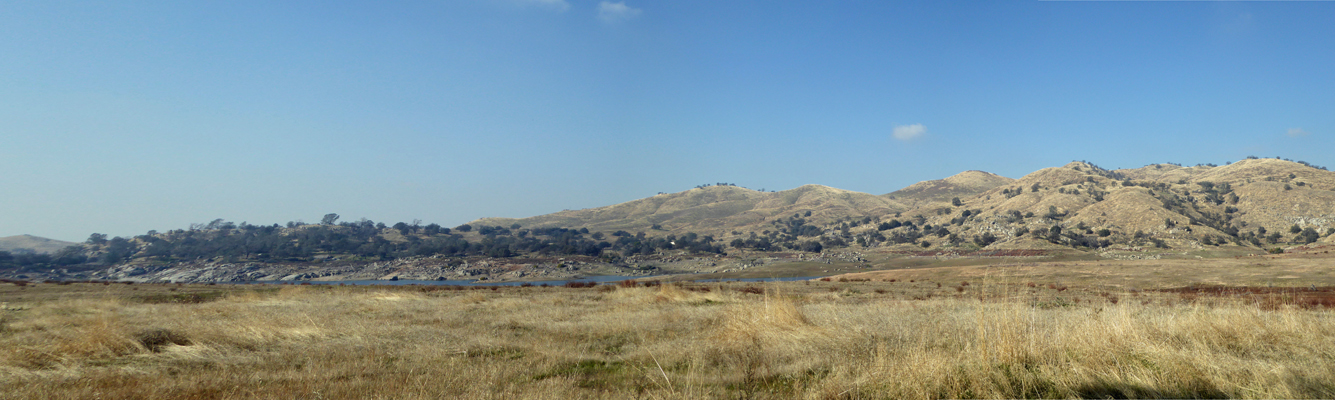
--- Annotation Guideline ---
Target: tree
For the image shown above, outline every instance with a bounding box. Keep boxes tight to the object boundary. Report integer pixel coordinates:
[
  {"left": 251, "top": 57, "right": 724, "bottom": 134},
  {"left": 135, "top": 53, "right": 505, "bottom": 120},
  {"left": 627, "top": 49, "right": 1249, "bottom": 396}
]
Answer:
[
  {"left": 101, "top": 237, "right": 135, "bottom": 264},
  {"left": 951, "top": 197, "right": 963, "bottom": 207},
  {"left": 87, "top": 233, "right": 108, "bottom": 245},
  {"left": 456, "top": 224, "right": 473, "bottom": 232},
  {"left": 973, "top": 233, "right": 997, "bottom": 247},
  {"left": 321, "top": 213, "right": 340, "bottom": 225},
  {"left": 52, "top": 246, "right": 87, "bottom": 265},
  {"left": 1048, "top": 225, "right": 1063, "bottom": 238},
  {"left": 1290, "top": 224, "right": 1302, "bottom": 234},
  {"left": 1301, "top": 228, "right": 1320, "bottom": 244}
]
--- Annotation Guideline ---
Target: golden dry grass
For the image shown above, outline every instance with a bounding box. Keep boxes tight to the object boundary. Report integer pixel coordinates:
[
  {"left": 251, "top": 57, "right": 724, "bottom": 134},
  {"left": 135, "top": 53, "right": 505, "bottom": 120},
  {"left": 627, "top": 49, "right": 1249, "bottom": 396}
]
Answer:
[{"left": 2, "top": 280, "right": 1334, "bottom": 399}]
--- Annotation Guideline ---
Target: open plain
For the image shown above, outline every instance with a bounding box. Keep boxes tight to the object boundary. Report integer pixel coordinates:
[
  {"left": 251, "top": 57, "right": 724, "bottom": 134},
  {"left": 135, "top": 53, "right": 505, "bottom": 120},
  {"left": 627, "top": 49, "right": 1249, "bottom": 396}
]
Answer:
[{"left": 4, "top": 251, "right": 1335, "bottom": 399}]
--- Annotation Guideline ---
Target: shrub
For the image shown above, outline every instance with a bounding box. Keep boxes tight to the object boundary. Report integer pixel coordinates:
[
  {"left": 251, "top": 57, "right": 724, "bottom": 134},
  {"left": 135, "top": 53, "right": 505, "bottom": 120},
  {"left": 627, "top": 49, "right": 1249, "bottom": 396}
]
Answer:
[
  {"left": 737, "top": 286, "right": 765, "bottom": 295},
  {"left": 135, "top": 329, "right": 191, "bottom": 352}
]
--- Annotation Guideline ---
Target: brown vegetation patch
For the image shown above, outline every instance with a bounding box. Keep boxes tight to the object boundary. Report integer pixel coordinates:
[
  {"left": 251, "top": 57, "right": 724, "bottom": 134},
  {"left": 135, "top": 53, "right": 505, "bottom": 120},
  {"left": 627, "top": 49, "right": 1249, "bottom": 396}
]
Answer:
[
  {"left": 1156, "top": 285, "right": 1335, "bottom": 309},
  {"left": 736, "top": 286, "right": 765, "bottom": 295},
  {"left": 890, "top": 249, "right": 1048, "bottom": 257},
  {"left": 135, "top": 291, "right": 226, "bottom": 304},
  {"left": 134, "top": 328, "right": 192, "bottom": 352}
]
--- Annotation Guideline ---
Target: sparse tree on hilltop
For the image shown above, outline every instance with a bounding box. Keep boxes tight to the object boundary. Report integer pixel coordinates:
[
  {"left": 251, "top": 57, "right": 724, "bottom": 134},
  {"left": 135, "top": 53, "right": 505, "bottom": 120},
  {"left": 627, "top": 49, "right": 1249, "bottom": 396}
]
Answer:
[{"left": 321, "top": 213, "right": 340, "bottom": 225}]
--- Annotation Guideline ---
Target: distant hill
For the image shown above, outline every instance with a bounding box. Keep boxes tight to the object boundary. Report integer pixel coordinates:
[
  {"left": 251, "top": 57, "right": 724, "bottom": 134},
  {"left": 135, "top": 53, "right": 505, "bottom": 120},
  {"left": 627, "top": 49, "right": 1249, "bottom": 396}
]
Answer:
[
  {"left": 0, "top": 235, "right": 78, "bottom": 254},
  {"left": 883, "top": 170, "right": 1015, "bottom": 207},
  {"left": 891, "top": 159, "right": 1335, "bottom": 249},
  {"left": 472, "top": 158, "right": 1335, "bottom": 250},
  {"left": 9, "top": 157, "right": 1335, "bottom": 284},
  {"left": 472, "top": 184, "right": 908, "bottom": 237}
]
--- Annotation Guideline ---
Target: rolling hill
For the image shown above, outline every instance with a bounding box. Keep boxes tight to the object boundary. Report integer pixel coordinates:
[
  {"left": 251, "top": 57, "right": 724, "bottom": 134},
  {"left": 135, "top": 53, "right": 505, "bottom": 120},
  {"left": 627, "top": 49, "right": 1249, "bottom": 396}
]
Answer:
[
  {"left": 882, "top": 170, "right": 1015, "bottom": 207},
  {"left": 472, "top": 184, "right": 908, "bottom": 237},
  {"left": 0, "top": 235, "right": 78, "bottom": 254},
  {"left": 9, "top": 157, "right": 1335, "bottom": 284},
  {"left": 470, "top": 158, "right": 1335, "bottom": 250}
]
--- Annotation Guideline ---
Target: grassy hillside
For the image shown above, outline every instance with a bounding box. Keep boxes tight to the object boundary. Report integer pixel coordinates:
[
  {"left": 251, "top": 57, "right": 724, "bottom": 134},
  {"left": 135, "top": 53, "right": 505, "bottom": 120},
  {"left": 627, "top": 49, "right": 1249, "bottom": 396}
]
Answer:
[
  {"left": 11, "top": 157, "right": 1335, "bottom": 284},
  {"left": 864, "top": 159, "right": 1335, "bottom": 251},
  {"left": 473, "top": 157, "right": 1335, "bottom": 254},
  {"left": 472, "top": 184, "right": 907, "bottom": 237},
  {"left": 0, "top": 235, "right": 77, "bottom": 254},
  {"left": 883, "top": 170, "right": 1015, "bottom": 207}
]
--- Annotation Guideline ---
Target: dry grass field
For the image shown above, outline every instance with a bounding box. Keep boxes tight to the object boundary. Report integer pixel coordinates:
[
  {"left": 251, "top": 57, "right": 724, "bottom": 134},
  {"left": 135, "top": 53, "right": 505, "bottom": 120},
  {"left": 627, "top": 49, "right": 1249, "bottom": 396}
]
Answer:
[{"left": 3, "top": 265, "right": 1335, "bottom": 399}]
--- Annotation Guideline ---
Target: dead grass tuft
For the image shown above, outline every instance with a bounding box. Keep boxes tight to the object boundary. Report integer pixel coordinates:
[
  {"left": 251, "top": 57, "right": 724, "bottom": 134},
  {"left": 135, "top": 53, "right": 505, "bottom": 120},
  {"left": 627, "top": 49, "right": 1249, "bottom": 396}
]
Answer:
[
  {"left": 736, "top": 286, "right": 765, "bottom": 295},
  {"left": 135, "top": 328, "right": 191, "bottom": 352}
]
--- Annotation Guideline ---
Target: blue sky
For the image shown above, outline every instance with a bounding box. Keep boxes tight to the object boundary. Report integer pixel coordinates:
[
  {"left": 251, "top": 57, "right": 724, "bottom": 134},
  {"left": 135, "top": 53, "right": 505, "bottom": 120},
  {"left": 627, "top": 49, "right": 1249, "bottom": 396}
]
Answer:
[{"left": 3, "top": 0, "right": 1333, "bottom": 242}]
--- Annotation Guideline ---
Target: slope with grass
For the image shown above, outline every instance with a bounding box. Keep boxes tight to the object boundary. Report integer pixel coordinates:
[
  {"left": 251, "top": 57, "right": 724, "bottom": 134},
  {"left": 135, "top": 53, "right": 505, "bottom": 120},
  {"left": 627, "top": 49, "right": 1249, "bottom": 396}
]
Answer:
[
  {"left": 0, "top": 235, "right": 77, "bottom": 254},
  {"left": 469, "top": 158, "right": 1335, "bottom": 254},
  {"left": 865, "top": 159, "right": 1335, "bottom": 251},
  {"left": 883, "top": 170, "right": 1016, "bottom": 207},
  {"left": 472, "top": 184, "right": 907, "bottom": 237},
  {"left": 11, "top": 158, "right": 1335, "bottom": 284}
]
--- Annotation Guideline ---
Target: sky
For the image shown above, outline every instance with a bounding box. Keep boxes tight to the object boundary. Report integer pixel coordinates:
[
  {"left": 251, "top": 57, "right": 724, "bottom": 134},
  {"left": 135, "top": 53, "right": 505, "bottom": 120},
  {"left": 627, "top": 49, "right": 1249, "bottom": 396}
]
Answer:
[{"left": 3, "top": 0, "right": 1333, "bottom": 242}]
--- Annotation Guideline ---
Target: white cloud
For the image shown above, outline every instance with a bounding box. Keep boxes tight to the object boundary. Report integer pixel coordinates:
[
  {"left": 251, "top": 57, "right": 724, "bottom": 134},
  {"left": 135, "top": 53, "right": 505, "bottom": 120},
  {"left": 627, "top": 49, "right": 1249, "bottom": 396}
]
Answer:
[
  {"left": 1287, "top": 128, "right": 1311, "bottom": 138},
  {"left": 597, "top": 1, "right": 642, "bottom": 23},
  {"left": 892, "top": 124, "right": 926, "bottom": 141},
  {"left": 508, "top": 0, "right": 569, "bottom": 12}
]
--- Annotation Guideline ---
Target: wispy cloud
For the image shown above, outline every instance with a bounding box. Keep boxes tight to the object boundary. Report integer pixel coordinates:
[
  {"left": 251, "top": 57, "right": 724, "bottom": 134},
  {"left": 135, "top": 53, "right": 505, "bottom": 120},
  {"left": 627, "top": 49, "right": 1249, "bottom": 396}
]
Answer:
[
  {"left": 506, "top": 0, "right": 569, "bottom": 12},
  {"left": 892, "top": 124, "right": 926, "bottom": 141},
  {"left": 597, "top": 1, "right": 642, "bottom": 23},
  {"left": 1287, "top": 128, "right": 1311, "bottom": 138}
]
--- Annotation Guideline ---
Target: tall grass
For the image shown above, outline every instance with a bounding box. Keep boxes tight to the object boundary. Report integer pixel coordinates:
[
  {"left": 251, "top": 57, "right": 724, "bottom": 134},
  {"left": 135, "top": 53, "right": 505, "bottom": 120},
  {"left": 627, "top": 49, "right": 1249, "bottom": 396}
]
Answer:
[{"left": 1, "top": 282, "right": 1333, "bottom": 399}]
